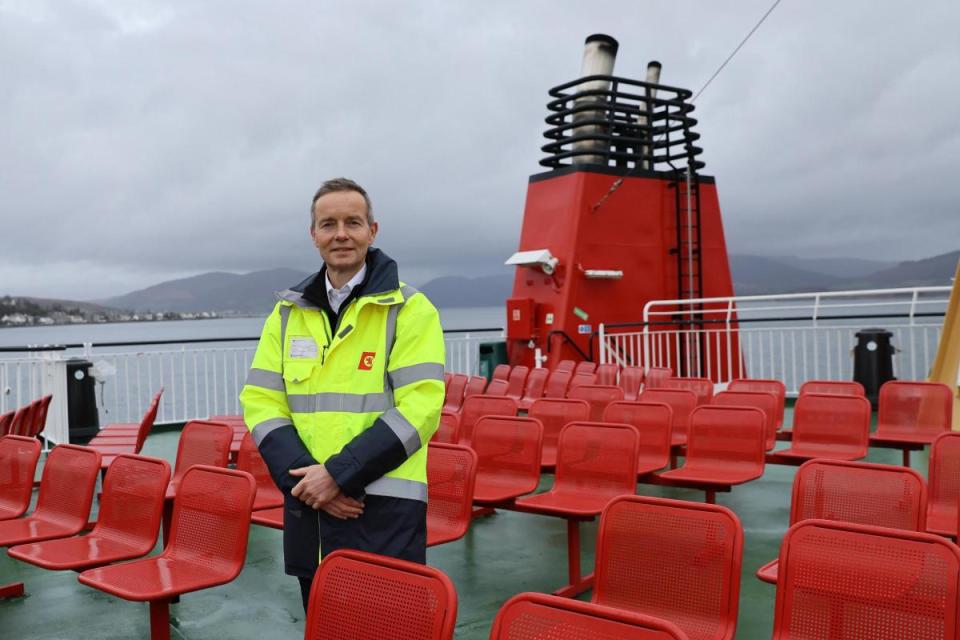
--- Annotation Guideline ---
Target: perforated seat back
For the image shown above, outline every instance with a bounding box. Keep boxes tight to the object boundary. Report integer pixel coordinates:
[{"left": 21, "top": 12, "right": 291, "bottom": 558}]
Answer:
[
  {"left": 620, "top": 366, "right": 645, "bottom": 401},
  {"left": 305, "top": 549, "right": 458, "bottom": 640},
  {"left": 544, "top": 369, "right": 573, "bottom": 399},
  {"left": 927, "top": 433, "right": 960, "bottom": 534},
  {"left": 554, "top": 422, "right": 638, "bottom": 498},
  {"left": 8, "top": 404, "right": 32, "bottom": 437},
  {"left": 567, "top": 371, "right": 597, "bottom": 391},
  {"left": 728, "top": 378, "right": 785, "bottom": 429},
  {"left": 172, "top": 421, "right": 233, "bottom": 482},
  {"left": 574, "top": 361, "right": 598, "bottom": 375},
  {"left": 878, "top": 381, "right": 953, "bottom": 436},
  {"left": 505, "top": 366, "right": 530, "bottom": 400},
  {"left": 484, "top": 379, "right": 509, "bottom": 396},
  {"left": 133, "top": 389, "right": 163, "bottom": 452},
  {"left": 473, "top": 416, "right": 542, "bottom": 482},
  {"left": 644, "top": 367, "right": 673, "bottom": 389},
  {"left": 687, "top": 406, "right": 766, "bottom": 469},
  {"left": 96, "top": 455, "right": 171, "bottom": 546},
  {"left": 595, "top": 364, "right": 620, "bottom": 386},
  {"left": 28, "top": 395, "right": 53, "bottom": 438},
  {"left": 664, "top": 377, "right": 714, "bottom": 405},
  {"left": 799, "top": 379, "right": 865, "bottom": 397},
  {"left": 555, "top": 360, "right": 576, "bottom": 372},
  {"left": 638, "top": 389, "right": 698, "bottom": 444},
  {"left": 236, "top": 433, "right": 281, "bottom": 503},
  {"left": 0, "top": 411, "right": 13, "bottom": 437},
  {"left": 457, "top": 396, "right": 518, "bottom": 445},
  {"left": 791, "top": 459, "right": 926, "bottom": 530},
  {"left": 426, "top": 443, "right": 477, "bottom": 546},
  {"left": 792, "top": 393, "right": 871, "bottom": 454},
  {"left": 166, "top": 465, "right": 255, "bottom": 576},
  {"left": 34, "top": 444, "right": 101, "bottom": 530},
  {"left": 567, "top": 385, "right": 626, "bottom": 421},
  {"left": 0, "top": 435, "right": 42, "bottom": 518},
  {"left": 520, "top": 368, "right": 548, "bottom": 402},
  {"left": 492, "top": 364, "right": 512, "bottom": 382},
  {"left": 490, "top": 592, "right": 688, "bottom": 639},
  {"left": 443, "top": 374, "right": 468, "bottom": 411},
  {"left": 713, "top": 390, "right": 779, "bottom": 450},
  {"left": 528, "top": 399, "right": 591, "bottom": 465},
  {"left": 594, "top": 495, "right": 743, "bottom": 640},
  {"left": 463, "top": 376, "right": 488, "bottom": 399},
  {"left": 433, "top": 412, "right": 460, "bottom": 444},
  {"left": 602, "top": 402, "right": 672, "bottom": 473},
  {"left": 773, "top": 520, "right": 960, "bottom": 640}
]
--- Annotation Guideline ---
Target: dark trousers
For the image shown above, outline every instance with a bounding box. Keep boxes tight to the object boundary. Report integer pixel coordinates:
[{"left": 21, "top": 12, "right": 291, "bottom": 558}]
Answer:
[{"left": 298, "top": 576, "right": 313, "bottom": 613}]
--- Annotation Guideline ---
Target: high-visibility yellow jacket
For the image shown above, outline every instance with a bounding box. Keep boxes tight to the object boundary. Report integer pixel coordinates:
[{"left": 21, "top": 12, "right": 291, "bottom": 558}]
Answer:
[{"left": 239, "top": 249, "right": 444, "bottom": 504}]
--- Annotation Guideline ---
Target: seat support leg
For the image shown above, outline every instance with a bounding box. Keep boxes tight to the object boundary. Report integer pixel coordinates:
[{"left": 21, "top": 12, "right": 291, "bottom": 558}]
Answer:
[
  {"left": 161, "top": 499, "right": 173, "bottom": 548},
  {"left": 150, "top": 599, "right": 172, "bottom": 640},
  {"left": 471, "top": 506, "right": 496, "bottom": 518},
  {"left": 553, "top": 519, "right": 594, "bottom": 598},
  {"left": 902, "top": 449, "right": 911, "bottom": 467},
  {"left": 0, "top": 582, "right": 24, "bottom": 598},
  {"left": 705, "top": 489, "right": 716, "bottom": 504}
]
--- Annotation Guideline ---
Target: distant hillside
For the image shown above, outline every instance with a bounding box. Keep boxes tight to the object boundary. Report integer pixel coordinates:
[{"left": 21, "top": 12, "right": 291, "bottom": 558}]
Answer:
[
  {"left": 420, "top": 275, "right": 513, "bottom": 307},
  {"left": 729, "top": 255, "right": 845, "bottom": 295},
  {"left": 775, "top": 256, "right": 895, "bottom": 279},
  {"left": 849, "top": 250, "right": 960, "bottom": 289}
]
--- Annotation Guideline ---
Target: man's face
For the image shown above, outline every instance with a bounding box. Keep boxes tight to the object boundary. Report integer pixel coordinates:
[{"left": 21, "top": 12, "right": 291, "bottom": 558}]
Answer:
[{"left": 310, "top": 190, "right": 378, "bottom": 274}]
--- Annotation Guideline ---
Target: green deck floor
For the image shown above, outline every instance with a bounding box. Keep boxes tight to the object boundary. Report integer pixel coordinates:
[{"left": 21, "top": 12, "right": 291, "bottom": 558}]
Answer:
[{"left": 0, "top": 405, "right": 928, "bottom": 639}]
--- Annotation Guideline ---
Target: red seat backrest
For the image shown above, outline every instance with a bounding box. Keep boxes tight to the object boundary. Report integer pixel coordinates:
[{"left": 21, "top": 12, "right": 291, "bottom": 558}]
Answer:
[
  {"left": 172, "top": 420, "right": 234, "bottom": 482},
  {"left": 772, "top": 520, "right": 960, "bottom": 640},
  {"left": 134, "top": 389, "right": 164, "bottom": 453},
  {"left": 594, "top": 495, "right": 743, "bottom": 640},
  {"left": 443, "top": 372, "right": 452, "bottom": 387},
  {"left": 555, "top": 360, "right": 576, "bottom": 372},
  {"left": 595, "top": 364, "right": 620, "bottom": 386},
  {"left": 483, "top": 379, "right": 509, "bottom": 396},
  {"left": 543, "top": 369, "right": 573, "bottom": 399},
  {"left": 236, "top": 433, "right": 280, "bottom": 501},
  {"left": 567, "top": 371, "right": 597, "bottom": 391},
  {"left": 28, "top": 395, "right": 53, "bottom": 438},
  {"left": 33, "top": 444, "right": 102, "bottom": 533},
  {"left": 463, "top": 376, "right": 488, "bottom": 399},
  {"left": 554, "top": 422, "right": 639, "bottom": 499},
  {"left": 664, "top": 377, "right": 714, "bottom": 405},
  {"left": 506, "top": 366, "right": 530, "bottom": 400},
  {"left": 457, "top": 395, "right": 518, "bottom": 446},
  {"left": 727, "top": 378, "right": 785, "bottom": 429},
  {"left": 685, "top": 406, "right": 766, "bottom": 473},
  {"left": 433, "top": 412, "right": 461, "bottom": 444},
  {"left": 426, "top": 443, "right": 477, "bottom": 547},
  {"left": 0, "top": 435, "right": 42, "bottom": 518},
  {"left": 927, "top": 433, "right": 960, "bottom": 532},
  {"left": 490, "top": 592, "right": 688, "bottom": 639},
  {"left": 790, "top": 459, "right": 927, "bottom": 531},
  {"left": 602, "top": 401, "right": 672, "bottom": 474},
  {"left": 8, "top": 404, "right": 33, "bottom": 437},
  {"left": 95, "top": 454, "right": 171, "bottom": 549},
  {"left": 713, "top": 390, "right": 779, "bottom": 450},
  {"left": 878, "top": 380, "right": 953, "bottom": 436},
  {"left": 644, "top": 367, "right": 673, "bottom": 389},
  {"left": 574, "top": 361, "right": 598, "bottom": 375},
  {"left": 792, "top": 393, "right": 871, "bottom": 455},
  {"left": 799, "top": 379, "right": 865, "bottom": 397},
  {"left": 166, "top": 465, "right": 256, "bottom": 578},
  {"left": 473, "top": 416, "right": 542, "bottom": 487},
  {"left": 520, "top": 368, "right": 549, "bottom": 402},
  {"left": 528, "top": 399, "right": 591, "bottom": 466},
  {"left": 619, "top": 366, "right": 645, "bottom": 401},
  {"left": 305, "top": 549, "right": 458, "bottom": 640},
  {"left": 492, "top": 364, "right": 512, "bottom": 382},
  {"left": 443, "top": 374, "right": 469, "bottom": 412},
  {"left": 567, "top": 385, "right": 626, "bottom": 422},
  {"left": 637, "top": 389, "right": 698, "bottom": 445},
  {"left": 0, "top": 411, "right": 14, "bottom": 437}
]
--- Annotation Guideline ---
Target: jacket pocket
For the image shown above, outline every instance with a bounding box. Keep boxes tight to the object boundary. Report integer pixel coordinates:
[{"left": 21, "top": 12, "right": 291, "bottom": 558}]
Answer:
[{"left": 282, "top": 361, "right": 315, "bottom": 387}]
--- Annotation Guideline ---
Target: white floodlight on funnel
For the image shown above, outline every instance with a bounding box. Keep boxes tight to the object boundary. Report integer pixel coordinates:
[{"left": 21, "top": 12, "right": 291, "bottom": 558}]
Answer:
[{"left": 505, "top": 249, "right": 560, "bottom": 275}]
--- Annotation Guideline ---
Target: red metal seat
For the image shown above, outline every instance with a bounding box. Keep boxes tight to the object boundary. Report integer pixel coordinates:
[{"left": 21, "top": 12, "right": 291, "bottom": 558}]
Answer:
[
  {"left": 9, "top": 454, "right": 171, "bottom": 570},
  {"left": 567, "top": 371, "right": 597, "bottom": 390},
  {"left": 78, "top": 465, "right": 256, "bottom": 640},
  {"left": 638, "top": 388, "right": 697, "bottom": 447},
  {"left": 772, "top": 520, "right": 960, "bottom": 640},
  {"left": 166, "top": 420, "right": 234, "bottom": 499},
  {"left": 619, "top": 366, "right": 645, "bottom": 401},
  {"left": 528, "top": 398, "right": 590, "bottom": 469},
  {"left": 95, "top": 388, "right": 164, "bottom": 437},
  {"left": 505, "top": 365, "right": 530, "bottom": 401},
  {"left": 251, "top": 506, "right": 283, "bottom": 529},
  {"left": 463, "top": 375, "right": 488, "bottom": 400},
  {"left": 432, "top": 411, "right": 460, "bottom": 444},
  {"left": 0, "top": 411, "right": 13, "bottom": 437},
  {"left": 490, "top": 592, "right": 688, "bottom": 639},
  {"left": 756, "top": 459, "right": 927, "bottom": 585},
  {"left": 593, "top": 495, "right": 743, "bottom": 640},
  {"left": 543, "top": 368, "right": 573, "bottom": 399},
  {"left": 514, "top": 422, "right": 639, "bottom": 597},
  {"left": 555, "top": 360, "right": 576, "bottom": 372},
  {"left": 926, "top": 432, "right": 960, "bottom": 537},
  {"left": 484, "top": 379, "right": 510, "bottom": 396},
  {"left": 26, "top": 395, "right": 52, "bottom": 438},
  {"left": 771, "top": 393, "right": 871, "bottom": 463},
  {"left": 595, "top": 363, "right": 620, "bottom": 386},
  {"left": 574, "top": 361, "right": 597, "bottom": 375},
  {"left": 88, "top": 390, "right": 165, "bottom": 466},
  {"left": 236, "top": 433, "right": 283, "bottom": 511},
  {"left": 656, "top": 406, "right": 766, "bottom": 502},
  {"left": 443, "top": 374, "right": 468, "bottom": 412},
  {"left": 492, "top": 364, "right": 512, "bottom": 382},
  {"left": 426, "top": 443, "right": 477, "bottom": 547},
  {"left": 443, "top": 372, "right": 452, "bottom": 387},
  {"left": 567, "top": 384, "right": 626, "bottom": 421},
  {"left": 7, "top": 404, "right": 32, "bottom": 438},
  {"left": 713, "top": 389, "right": 779, "bottom": 450},
  {"left": 727, "top": 378, "right": 785, "bottom": 430},
  {"left": 664, "top": 376, "right": 714, "bottom": 405},
  {"left": 870, "top": 381, "right": 954, "bottom": 466},
  {"left": 456, "top": 395, "right": 518, "bottom": 447},
  {"left": 472, "top": 416, "right": 542, "bottom": 503},
  {"left": 644, "top": 367, "right": 673, "bottom": 389},
  {"left": 0, "top": 435, "right": 42, "bottom": 521},
  {"left": 799, "top": 379, "right": 865, "bottom": 397},
  {"left": 603, "top": 401, "right": 672, "bottom": 475},
  {"left": 304, "top": 549, "right": 458, "bottom": 640},
  {"left": 517, "top": 367, "right": 549, "bottom": 410}
]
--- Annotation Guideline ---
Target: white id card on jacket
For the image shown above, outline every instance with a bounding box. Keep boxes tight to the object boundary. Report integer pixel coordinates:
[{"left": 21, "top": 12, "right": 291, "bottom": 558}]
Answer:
[{"left": 289, "top": 338, "right": 318, "bottom": 359}]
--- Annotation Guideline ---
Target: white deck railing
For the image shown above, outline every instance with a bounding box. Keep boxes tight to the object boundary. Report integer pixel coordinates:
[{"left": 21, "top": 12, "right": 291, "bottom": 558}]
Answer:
[
  {"left": 598, "top": 286, "right": 952, "bottom": 394},
  {"left": 0, "top": 328, "right": 502, "bottom": 446}
]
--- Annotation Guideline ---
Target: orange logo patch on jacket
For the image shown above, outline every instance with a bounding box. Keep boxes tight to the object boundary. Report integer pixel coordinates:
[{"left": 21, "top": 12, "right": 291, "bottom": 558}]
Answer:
[{"left": 358, "top": 352, "right": 376, "bottom": 370}]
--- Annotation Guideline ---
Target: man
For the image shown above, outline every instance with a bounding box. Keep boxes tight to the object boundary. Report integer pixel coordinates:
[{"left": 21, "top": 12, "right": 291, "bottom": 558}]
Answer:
[{"left": 239, "top": 178, "right": 445, "bottom": 611}]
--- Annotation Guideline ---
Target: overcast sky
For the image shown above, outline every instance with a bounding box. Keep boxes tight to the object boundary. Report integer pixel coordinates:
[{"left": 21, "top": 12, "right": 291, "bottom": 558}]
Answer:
[{"left": 1, "top": 0, "right": 958, "bottom": 300}]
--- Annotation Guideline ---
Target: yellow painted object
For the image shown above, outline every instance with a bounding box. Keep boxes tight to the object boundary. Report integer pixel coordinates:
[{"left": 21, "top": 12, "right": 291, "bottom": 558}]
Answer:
[{"left": 929, "top": 260, "right": 960, "bottom": 429}]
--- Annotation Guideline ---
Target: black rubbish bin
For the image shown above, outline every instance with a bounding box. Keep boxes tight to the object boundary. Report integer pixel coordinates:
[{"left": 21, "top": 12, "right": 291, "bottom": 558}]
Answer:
[
  {"left": 853, "top": 328, "right": 895, "bottom": 409},
  {"left": 66, "top": 358, "right": 99, "bottom": 443},
  {"left": 478, "top": 341, "right": 509, "bottom": 381}
]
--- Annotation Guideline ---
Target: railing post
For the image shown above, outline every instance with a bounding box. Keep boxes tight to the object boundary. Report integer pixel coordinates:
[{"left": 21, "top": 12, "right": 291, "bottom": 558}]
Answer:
[{"left": 598, "top": 324, "right": 606, "bottom": 364}]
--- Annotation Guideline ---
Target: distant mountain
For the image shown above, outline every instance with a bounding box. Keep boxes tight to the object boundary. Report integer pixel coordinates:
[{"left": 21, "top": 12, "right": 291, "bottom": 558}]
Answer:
[
  {"left": 420, "top": 275, "right": 513, "bottom": 307},
  {"left": 729, "top": 255, "right": 845, "bottom": 295},
  {"left": 850, "top": 250, "right": 960, "bottom": 289},
  {"left": 774, "top": 256, "right": 895, "bottom": 279}
]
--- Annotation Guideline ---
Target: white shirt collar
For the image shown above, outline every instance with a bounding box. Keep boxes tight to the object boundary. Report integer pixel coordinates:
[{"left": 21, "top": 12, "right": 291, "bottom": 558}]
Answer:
[{"left": 325, "top": 264, "right": 366, "bottom": 313}]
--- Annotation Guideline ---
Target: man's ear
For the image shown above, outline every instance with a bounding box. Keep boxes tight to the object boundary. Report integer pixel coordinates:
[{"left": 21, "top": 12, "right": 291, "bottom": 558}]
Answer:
[{"left": 369, "top": 221, "right": 379, "bottom": 242}]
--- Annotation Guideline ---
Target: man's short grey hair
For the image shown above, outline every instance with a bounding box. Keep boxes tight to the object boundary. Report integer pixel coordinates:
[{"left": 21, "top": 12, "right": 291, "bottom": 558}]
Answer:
[{"left": 310, "top": 177, "right": 374, "bottom": 225}]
